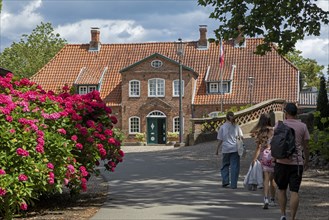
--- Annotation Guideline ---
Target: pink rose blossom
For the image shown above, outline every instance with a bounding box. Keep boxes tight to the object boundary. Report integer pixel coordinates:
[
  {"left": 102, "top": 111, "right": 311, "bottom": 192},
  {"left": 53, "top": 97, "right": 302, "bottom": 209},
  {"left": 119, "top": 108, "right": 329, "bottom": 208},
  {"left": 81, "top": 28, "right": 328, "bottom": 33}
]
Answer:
[
  {"left": 110, "top": 116, "right": 118, "bottom": 124},
  {"left": 0, "top": 187, "right": 6, "bottom": 196},
  {"left": 16, "top": 148, "right": 29, "bottom": 157},
  {"left": 67, "top": 165, "right": 75, "bottom": 174},
  {"left": 96, "top": 143, "right": 103, "bottom": 149},
  {"left": 48, "top": 178, "right": 55, "bottom": 185},
  {"left": 9, "top": 129, "right": 15, "bottom": 133},
  {"left": 64, "top": 178, "right": 69, "bottom": 185},
  {"left": 0, "top": 169, "right": 6, "bottom": 175},
  {"left": 5, "top": 115, "right": 13, "bottom": 122},
  {"left": 47, "top": 163, "right": 54, "bottom": 170},
  {"left": 79, "top": 127, "right": 88, "bottom": 136},
  {"left": 35, "top": 145, "right": 44, "bottom": 153},
  {"left": 118, "top": 150, "right": 125, "bottom": 157},
  {"left": 79, "top": 166, "right": 89, "bottom": 177},
  {"left": 71, "top": 135, "right": 78, "bottom": 141},
  {"left": 18, "top": 174, "right": 28, "bottom": 182},
  {"left": 49, "top": 172, "right": 55, "bottom": 178},
  {"left": 99, "top": 148, "right": 107, "bottom": 157},
  {"left": 76, "top": 143, "right": 83, "bottom": 150},
  {"left": 108, "top": 138, "right": 116, "bottom": 144},
  {"left": 86, "top": 120, "right": 95, "bottom": 128},
  {"left": 20, "top": 203, "right": 28, "bottom": 210},
  {"left": 57, "top": 128, "right": 66, "bottom": 135},
  {"left": 81, "top": 178, "right": 87, "bottom": 192},
  {"left": 104, "top": 129, "right": 113, "bottom": 136}
]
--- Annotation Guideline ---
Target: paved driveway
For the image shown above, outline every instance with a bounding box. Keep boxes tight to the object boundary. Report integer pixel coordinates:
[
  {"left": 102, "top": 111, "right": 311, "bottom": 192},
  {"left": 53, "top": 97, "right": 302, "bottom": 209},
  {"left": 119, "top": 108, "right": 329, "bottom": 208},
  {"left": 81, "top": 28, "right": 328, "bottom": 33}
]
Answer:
[{"left": 91, "top": 139, "right": 281, "bottom": 220}]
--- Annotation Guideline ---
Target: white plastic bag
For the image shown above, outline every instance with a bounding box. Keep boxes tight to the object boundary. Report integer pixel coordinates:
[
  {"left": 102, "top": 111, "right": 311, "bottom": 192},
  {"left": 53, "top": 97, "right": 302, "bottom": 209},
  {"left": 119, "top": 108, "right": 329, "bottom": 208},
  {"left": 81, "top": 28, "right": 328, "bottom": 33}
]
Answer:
[{"left": 243, "top": 160, "right": 263, "bottom": 190}]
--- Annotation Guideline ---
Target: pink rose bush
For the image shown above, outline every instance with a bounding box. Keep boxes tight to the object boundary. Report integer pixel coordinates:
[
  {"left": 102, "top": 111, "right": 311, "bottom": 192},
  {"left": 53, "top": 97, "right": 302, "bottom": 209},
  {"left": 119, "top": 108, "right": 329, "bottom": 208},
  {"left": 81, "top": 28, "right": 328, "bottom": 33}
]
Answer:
[{"left": 0, "top": 73, "right": 124, "bottom": 218}]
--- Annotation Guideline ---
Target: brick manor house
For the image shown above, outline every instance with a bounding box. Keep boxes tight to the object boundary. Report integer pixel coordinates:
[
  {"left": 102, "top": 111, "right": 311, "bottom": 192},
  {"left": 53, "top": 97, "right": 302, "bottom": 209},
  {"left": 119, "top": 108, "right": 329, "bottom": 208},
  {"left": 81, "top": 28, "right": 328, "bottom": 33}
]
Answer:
[{"left": 31, "top": 25, "right": 299, "bottom": 144}]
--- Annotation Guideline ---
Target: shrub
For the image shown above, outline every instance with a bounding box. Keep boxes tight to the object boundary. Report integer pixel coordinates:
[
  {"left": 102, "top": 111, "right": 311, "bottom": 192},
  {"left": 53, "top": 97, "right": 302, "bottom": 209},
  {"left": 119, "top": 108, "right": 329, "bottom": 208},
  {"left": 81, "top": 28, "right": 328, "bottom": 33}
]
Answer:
[
  {"left": 310, "top": 111, "right": 329, "bottom": 162},
  {"left": 167, "top": 132, "right": 178, "bottom": 142},
  {"left": 135, "top": 132, "right": 146, "bottom": 142},
  {"left": 0, "top": 74, "right": 124, "bottom": 218},
  {"left": 315, "top": 76, "right": 329, "bottom": 130}
]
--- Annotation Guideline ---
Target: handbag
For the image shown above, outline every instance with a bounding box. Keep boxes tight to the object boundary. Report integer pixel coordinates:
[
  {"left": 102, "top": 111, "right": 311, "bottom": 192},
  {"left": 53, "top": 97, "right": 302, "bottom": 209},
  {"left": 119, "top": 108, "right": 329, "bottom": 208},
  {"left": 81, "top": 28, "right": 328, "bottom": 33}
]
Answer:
[{"left": 237, "top": 136, "right": 246, "bottom": 157}]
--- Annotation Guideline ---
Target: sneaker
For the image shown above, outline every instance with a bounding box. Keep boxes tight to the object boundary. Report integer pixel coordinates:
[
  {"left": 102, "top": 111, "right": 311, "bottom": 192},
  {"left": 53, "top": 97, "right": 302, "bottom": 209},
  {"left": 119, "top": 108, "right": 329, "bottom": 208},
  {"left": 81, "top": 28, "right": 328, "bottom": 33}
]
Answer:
[
  {"left": 280, "top": 216, "right": 287, "bottom": 220},
  {"left": 222, "top": 183, "right": 229, "bottom": 188},
  {"left": 270, "top": 198, "right": 275, "bottom": 206},
  {"left": 263, "top": 198, "right": 269, "bottom": 209}
]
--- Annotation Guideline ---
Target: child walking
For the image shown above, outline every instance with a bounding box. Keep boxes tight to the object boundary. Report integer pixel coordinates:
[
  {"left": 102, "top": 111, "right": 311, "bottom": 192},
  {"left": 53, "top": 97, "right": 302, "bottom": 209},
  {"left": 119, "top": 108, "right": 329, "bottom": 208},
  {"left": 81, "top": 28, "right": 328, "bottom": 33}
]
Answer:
[{"left": 251, "top": 113, "right": 276, "bottom": 209}]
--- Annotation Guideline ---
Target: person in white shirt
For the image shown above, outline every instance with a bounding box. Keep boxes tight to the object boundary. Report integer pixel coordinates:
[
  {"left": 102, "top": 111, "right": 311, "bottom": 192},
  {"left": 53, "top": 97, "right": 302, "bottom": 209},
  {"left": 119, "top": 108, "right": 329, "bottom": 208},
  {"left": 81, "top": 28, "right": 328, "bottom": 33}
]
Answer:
[{"left": 216, "top": 111, "right": 243, "bottom": 189}]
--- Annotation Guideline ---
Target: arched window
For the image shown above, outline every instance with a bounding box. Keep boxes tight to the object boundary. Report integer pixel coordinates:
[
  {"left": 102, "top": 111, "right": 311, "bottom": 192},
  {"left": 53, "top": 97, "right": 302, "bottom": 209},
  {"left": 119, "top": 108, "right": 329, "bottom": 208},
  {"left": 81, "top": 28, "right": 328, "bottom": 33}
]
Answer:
[
  {"left": 129, "top": 116, "right": 140, "bottom": 134},
  {"left": 147, "top": 110, "right": 166, "bottom": 117}
]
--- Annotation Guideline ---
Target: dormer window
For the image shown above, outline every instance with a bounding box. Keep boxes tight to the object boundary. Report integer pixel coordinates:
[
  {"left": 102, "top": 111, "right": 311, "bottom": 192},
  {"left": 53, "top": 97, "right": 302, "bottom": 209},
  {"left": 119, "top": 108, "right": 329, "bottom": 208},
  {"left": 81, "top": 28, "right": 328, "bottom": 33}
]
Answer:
[
  {"left": 151, "top": 60, "right": 163, "bottom": 68},
  {"left": 78, "top": 85, "right": 97, "bottom": 95},
  {"left": 207, "top": 82, "right": 230, "bottom": 94}
]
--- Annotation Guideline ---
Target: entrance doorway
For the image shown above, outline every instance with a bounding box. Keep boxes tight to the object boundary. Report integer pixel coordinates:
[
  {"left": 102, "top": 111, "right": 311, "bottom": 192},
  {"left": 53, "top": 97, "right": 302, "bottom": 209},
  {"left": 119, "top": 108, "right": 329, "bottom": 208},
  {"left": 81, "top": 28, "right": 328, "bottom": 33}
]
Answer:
[{"left": 146, "top": 111, "right": 166, "bottom": 144}]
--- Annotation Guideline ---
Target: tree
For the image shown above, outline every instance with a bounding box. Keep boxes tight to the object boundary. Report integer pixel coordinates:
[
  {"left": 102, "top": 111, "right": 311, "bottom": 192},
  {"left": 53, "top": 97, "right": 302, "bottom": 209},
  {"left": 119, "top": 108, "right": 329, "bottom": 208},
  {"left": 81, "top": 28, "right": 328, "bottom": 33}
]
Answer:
[
  {"left": 285, "top": 50, "right": 324, "bottom": 89},
  {"left": 315, "top": 76, "right": 329, "bottom": 130},
  {"left": 198, "top": 0, "right": 329, "bottom": 55},
  {"left": 0, "top": 22, "right": 67, "bottom": 78}
]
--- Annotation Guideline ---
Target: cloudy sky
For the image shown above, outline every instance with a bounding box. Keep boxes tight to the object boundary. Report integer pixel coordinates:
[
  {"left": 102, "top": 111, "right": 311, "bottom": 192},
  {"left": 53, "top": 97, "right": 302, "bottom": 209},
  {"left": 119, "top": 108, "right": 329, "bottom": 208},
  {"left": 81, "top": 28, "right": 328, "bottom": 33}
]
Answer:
[{"left": 1, "top": 0, "right": 328, "bottom": 75}]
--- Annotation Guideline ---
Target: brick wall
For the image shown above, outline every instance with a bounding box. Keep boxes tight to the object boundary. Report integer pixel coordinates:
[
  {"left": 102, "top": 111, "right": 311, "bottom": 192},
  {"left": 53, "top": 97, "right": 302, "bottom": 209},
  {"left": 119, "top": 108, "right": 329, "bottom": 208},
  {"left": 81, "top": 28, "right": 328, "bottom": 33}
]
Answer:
[{"left": 120, "top": 55, "right": 196, "bottom": 143}]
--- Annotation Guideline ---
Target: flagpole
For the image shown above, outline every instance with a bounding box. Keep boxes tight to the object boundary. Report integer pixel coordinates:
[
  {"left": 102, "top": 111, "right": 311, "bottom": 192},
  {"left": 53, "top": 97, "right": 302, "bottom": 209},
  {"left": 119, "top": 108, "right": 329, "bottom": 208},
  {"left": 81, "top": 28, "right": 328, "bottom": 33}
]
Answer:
[{"left": 220, "top": 38, "right": 224, "bottom": 113}]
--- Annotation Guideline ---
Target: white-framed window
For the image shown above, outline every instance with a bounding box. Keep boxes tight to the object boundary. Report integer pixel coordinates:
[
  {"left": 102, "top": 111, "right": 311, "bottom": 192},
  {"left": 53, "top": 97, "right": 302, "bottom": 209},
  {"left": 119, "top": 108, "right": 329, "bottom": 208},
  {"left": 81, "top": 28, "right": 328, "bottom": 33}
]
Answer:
[
  {"left": 219, "top": 82, "right": 229, "bottom": 94},
  {"left": 173, "top": 80, "right": 185, "bottom": 97},
  {"left": 173, "top": 116, "right": 184, "bottom": 133},
  {"left": 88, "top": 86, "right": 97, "bottom": 93},
  {"left": 129, "top": 116, "right": 140, "bottom": 134},
  {"left": 129, "top": 80, "right": 140, "bottom": 97},
  {"left": 78, "top": 85, "right": 97, "bottom": 95},
  {"left": 148, "top": 78, "right": 165, "bottom": 97},
  {"left": 209, "top": 83, "right": 218, "bottom": 93},
  {"left": 207, "top": 82, "right": 230, "bottom": 94},
  {"left": 151, "top": 60, "right": 163, "bottom": 68}
]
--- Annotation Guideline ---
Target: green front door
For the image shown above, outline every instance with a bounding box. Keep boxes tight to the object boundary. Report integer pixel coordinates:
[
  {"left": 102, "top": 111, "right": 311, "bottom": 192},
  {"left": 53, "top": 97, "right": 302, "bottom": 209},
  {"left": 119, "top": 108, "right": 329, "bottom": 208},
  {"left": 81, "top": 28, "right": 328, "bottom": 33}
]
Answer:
[{"left": 147, "top": 118, "right": 166, "bottom": 144}]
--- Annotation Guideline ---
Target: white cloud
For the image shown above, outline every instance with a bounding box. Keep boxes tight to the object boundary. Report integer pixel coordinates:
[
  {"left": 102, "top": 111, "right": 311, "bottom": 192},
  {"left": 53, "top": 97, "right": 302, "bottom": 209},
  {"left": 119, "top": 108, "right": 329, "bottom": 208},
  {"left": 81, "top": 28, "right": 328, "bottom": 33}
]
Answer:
[
  {"left": 317, "top": 0, "right": 329, "bottom": 11},
  {"left": 55, "top": 19, "right": 147, "bottom": 44},
  {"left": 0, "top": 0, "right": 43, "bottom": 40},
  {"left": 296, "top": 38, "right": 329, "bottom": 64}
]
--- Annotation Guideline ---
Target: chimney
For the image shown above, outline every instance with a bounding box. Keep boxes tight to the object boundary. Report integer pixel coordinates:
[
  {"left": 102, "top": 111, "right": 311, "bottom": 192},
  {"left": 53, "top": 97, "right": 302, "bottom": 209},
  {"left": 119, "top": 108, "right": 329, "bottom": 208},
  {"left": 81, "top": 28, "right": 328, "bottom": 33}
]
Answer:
[
  {"left": 89, "top": 27, "right": 101, "bottom": 51},
  {"left": 197, "top": 25, "right": 208, "bottom": 48},
  {"left": 234, "top": 25, "right": 245, "bottom": 47}
]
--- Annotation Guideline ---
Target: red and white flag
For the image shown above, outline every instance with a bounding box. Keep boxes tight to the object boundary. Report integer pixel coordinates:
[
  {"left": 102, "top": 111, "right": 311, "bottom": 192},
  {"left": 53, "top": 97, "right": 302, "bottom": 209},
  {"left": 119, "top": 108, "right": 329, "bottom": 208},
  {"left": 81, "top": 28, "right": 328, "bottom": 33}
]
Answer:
[{"left": 219, "top": 38, "right": 224, "bottom": 68}]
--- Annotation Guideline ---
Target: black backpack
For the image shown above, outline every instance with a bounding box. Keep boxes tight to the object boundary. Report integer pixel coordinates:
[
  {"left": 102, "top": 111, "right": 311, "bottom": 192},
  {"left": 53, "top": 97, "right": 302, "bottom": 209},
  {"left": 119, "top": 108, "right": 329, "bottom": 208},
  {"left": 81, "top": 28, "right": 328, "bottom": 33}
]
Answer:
[{"left": 270, "top": 121, "right": 296, "bottom": 159}]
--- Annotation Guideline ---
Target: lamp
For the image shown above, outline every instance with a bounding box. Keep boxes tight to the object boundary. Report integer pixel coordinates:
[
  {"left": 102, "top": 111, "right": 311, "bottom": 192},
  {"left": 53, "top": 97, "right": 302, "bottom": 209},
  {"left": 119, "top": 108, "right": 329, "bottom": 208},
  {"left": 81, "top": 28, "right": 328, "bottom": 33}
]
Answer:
[{"left": 176, "top": 38, "right": 184, "bottom": 145}]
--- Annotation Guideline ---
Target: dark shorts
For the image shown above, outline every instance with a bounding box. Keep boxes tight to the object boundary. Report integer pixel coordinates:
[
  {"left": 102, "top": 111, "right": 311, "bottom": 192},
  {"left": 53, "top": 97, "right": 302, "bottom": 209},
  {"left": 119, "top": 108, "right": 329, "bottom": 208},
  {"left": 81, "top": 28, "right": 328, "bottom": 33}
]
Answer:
[{"left": 274, "top": 163, "right": 303, "bottom": 192}]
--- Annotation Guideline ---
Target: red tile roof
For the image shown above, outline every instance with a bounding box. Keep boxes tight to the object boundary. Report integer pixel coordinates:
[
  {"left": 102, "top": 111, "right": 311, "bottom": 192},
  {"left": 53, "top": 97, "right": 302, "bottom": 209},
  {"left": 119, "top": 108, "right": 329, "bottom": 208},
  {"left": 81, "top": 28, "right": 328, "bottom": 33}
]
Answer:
[{"left": 31, "top": 38, "right": 298, "bottom": 106}]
